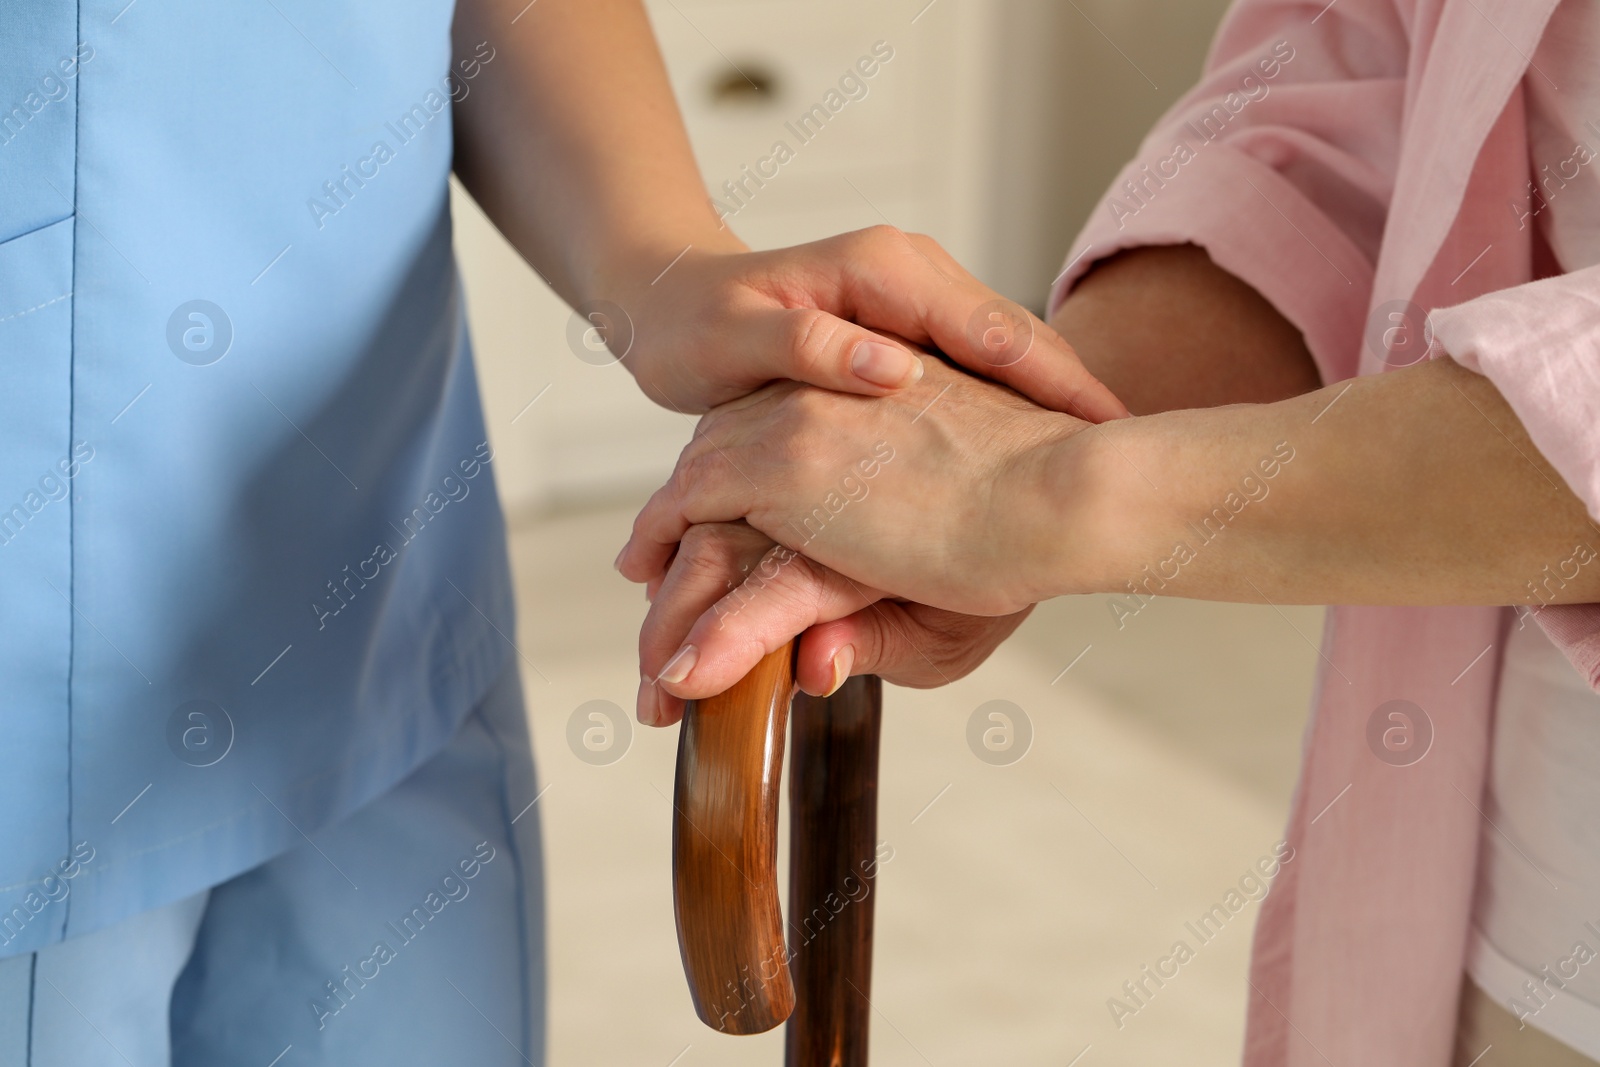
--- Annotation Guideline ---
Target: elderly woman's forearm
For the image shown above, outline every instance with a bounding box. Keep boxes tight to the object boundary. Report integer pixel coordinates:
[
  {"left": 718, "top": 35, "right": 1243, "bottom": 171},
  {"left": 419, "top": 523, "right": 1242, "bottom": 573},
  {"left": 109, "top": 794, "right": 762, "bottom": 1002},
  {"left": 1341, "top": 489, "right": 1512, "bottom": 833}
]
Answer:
[{"left": 1048, "top": 357, "right": 1600, "bottom": 609}]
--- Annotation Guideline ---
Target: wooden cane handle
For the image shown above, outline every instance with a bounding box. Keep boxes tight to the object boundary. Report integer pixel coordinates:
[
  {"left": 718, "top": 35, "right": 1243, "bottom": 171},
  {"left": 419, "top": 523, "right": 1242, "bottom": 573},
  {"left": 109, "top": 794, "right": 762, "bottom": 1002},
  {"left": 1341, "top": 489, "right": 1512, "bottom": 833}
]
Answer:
[{"left": 673, "top": 643, "right": 798, "bottom": 1034}]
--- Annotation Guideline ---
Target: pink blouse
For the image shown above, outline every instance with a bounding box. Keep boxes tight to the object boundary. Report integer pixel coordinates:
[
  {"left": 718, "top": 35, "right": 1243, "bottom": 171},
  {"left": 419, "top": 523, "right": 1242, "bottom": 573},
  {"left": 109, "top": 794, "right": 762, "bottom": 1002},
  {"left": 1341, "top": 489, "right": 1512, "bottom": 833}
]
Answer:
[{"left": 1049, "top": 1, "right": 1600, "bottom": 1063}]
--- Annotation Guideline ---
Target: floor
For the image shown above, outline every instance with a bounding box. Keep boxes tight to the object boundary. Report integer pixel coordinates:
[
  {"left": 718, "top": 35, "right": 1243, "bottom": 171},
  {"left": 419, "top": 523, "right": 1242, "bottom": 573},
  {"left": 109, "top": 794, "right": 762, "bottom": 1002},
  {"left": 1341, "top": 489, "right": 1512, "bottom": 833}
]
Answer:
[{"left": 506, "top": 501, "right": 1324, "bottom": 1066}]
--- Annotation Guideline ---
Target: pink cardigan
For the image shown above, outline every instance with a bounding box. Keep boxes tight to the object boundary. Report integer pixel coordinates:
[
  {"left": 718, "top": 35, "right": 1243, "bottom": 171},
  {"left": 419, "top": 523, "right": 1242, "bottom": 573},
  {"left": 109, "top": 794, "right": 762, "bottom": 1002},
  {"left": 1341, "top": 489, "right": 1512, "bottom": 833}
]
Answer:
[{"left": 1049, "top": 0, "right": 1600, "bottom": 1062}]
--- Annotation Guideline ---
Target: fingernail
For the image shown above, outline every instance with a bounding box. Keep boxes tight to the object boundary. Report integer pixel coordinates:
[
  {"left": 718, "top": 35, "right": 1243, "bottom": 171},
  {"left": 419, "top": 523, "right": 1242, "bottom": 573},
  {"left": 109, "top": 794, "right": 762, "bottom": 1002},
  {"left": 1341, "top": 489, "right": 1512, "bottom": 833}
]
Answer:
[
  {"left": 613, "top": 546, "right": 627, "bottom": 572},
  {"left": 825, "top": 645, "right": 855, "bottom": 697},
  {"left": 851, "top": 340, "right": 922, "bottom": 388},
  {"left": 658, "top": 644, "right": 698, "bottom": 685},
  {"left": 637, "top": 676, "right": 657, "bottom": 726}
]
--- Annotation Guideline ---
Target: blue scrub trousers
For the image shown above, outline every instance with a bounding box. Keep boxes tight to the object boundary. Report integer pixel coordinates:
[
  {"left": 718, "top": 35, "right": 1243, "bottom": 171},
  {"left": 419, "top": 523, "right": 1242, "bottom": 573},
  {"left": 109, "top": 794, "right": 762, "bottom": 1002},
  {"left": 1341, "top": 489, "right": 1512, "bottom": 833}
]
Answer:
[{"left": 0, "top": 664, "right": 546, "bottom": 1067}]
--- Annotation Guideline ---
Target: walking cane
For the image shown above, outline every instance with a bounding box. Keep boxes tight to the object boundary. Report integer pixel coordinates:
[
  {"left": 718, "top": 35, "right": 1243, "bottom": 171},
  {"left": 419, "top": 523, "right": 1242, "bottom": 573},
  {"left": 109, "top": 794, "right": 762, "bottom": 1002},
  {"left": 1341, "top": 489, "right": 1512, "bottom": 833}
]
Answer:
[{"left": 672, "top": 640, "right": 883, "bottom": 1064}]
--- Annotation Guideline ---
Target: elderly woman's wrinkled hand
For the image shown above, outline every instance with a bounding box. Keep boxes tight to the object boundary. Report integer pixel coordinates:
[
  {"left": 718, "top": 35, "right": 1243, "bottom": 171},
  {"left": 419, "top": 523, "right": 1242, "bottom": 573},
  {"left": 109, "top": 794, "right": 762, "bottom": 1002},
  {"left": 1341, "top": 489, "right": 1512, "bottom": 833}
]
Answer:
[{"left": 616, "top": 355, "right": 1118, "bottom": 717}]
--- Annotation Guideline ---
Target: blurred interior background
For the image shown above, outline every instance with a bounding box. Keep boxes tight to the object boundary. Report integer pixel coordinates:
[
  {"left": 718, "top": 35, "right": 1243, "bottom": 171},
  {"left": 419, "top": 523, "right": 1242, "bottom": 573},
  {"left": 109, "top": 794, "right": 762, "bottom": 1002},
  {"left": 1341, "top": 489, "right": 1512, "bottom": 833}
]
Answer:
[{"left": 453, "top": 0, "right": 1327, "bottom": 1062}]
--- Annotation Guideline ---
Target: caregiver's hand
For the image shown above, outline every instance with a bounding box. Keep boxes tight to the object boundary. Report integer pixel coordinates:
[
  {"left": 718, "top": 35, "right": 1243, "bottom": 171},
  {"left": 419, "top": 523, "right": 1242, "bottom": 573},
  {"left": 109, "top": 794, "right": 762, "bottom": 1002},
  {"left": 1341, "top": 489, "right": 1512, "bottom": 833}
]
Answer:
[
  {"left": 617, "top": 354, "right": 1104, "bottom": 623},
  {"left": 633, "top": 522, "right": 1032, "bottom": 726},
  {"left": 450, "top": 0, "right": 1127, "bottom": 419},
  {"left": 595, "top": 227, "right": 1132, "bottom": 418}
]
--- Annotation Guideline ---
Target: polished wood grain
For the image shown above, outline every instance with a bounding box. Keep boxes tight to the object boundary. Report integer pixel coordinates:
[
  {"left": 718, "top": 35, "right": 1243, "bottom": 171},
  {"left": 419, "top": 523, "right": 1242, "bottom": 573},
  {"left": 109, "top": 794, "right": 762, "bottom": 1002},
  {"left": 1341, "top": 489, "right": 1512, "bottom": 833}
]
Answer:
[
  {"left": 673, "top": 643, "right": 798, "bottom": 1034},
  {"left": 786, "top": 675, "right": 883, "bottom": 1067}
]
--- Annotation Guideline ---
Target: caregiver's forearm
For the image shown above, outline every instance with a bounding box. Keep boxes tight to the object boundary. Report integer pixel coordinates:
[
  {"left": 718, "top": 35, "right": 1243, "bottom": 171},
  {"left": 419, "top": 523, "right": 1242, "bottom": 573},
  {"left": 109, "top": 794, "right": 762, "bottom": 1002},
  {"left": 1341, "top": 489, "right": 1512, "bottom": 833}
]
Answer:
[
  {"left": 1050, "top": 356, "right": 1600, "bottom": 607},
  {"left": 450, "top": 0, "right": 741, "bottom": 307},
  {"left": 1051, "top": 244, "right": 1324, "bottom": 413}
]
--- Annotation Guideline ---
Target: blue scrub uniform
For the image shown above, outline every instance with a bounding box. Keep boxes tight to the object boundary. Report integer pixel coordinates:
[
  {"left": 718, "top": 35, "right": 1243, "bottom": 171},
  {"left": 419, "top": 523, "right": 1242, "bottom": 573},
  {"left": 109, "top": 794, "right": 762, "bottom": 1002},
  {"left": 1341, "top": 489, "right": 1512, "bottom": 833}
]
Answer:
[
  {"left": 0, "top": 0, "right": 545, "bottom": 1061},
  {"left": 0, "top": 664, "right": 546, "bottom": 1066}
]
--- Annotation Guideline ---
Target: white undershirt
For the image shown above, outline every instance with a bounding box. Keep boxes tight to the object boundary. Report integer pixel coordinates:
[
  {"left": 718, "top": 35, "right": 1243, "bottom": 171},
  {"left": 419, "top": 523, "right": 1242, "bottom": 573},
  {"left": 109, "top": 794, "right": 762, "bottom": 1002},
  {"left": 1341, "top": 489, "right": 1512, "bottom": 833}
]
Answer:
[
  {"left": 1469, "top": 621, "right": 1600, "bottom": 1055},
  {"left": 1466, "top": 1, "right": 1600, "bottom": 1054}
]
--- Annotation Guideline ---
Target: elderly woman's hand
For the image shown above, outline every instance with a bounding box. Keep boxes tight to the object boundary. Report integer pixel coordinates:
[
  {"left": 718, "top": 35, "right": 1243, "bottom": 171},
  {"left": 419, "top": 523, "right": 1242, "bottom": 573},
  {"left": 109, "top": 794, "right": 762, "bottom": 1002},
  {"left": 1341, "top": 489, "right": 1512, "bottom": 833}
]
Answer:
[
  {"left": 616, "top": 354, "right": 1119, "bottom": 710},
  {"left": 630, "top": 521, "right": 1034, "bottom": 726},
  {"left": 618, "top": 353, "right": 1100, "bottom": 612}
]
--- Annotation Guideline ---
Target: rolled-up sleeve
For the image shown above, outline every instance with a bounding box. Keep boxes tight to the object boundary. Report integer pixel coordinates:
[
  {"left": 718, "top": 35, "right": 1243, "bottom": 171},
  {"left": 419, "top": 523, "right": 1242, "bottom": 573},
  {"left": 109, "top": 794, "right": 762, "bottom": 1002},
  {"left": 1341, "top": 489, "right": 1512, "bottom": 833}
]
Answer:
[
  {"left": 1048, "top": 0, "right": 1409, "bottom": 385},
  {"left": 1427, "top": 270, "right": 1600, "bottom": 687},
  {"left": 1429, "top": 268, "right": 1600, "bottom": 518}
]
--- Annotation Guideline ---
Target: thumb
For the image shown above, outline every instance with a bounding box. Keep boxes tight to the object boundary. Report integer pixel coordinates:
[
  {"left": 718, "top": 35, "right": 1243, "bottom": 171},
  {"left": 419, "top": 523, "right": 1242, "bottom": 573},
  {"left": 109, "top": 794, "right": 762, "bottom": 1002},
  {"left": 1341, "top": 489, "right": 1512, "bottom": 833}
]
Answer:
[{"left": 760, "top": 307, "right": 926, "bottom": 394}]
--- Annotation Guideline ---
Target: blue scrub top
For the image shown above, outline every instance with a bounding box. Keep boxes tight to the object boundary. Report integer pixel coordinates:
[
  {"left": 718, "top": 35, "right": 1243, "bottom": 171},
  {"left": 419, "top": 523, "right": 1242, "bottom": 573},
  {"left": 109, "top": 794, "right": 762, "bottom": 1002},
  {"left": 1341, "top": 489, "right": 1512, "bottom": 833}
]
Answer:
[{"left": 0, "top": 1, "right": 516, "bottom": 955}]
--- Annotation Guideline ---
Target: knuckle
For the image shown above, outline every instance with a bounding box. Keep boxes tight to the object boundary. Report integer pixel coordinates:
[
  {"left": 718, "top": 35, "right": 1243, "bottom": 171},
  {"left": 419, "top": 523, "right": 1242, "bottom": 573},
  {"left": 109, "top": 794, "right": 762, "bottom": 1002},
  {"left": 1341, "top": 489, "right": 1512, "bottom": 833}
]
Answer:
[
  {"left": 677, "top": 522, "right": 719, "bottom": 556},
  {"left": 678, "top": 542, "right": 739, "bottom": 590},
  {"left": 785, "top": 308, "right": 840, "bottom": 378},
  {"left": 903, "top": 616, "right": 982, "bottom": 681},
  {"left": 775, "top": 382, "right": 828, "bottom": 421},
  {"left": 668, "top": 448, "right": 716, "bottom": 500},
  {"left": 783, "top": 552, "right": 830, "bottom": 602},
  {"left": 737, "top": 547, "right": 814, "bottom": 614},
  {"left": 767, "top": 418, "right": 824, "bottom": 472},
  {"left": 929, "top": 616, "right": 1014, "bottom": 679},
  {"left": 857, "top": 614, "right": 912, "bottom": 679},
  {"left": 693, "top": 406, "right": 722, "bottom": 439},
  {"left": 683, "top": 523, "right": 761, "bottom": 573},
  {"left": 844, "top": 224, "right": 902, "bottom": 260}
]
